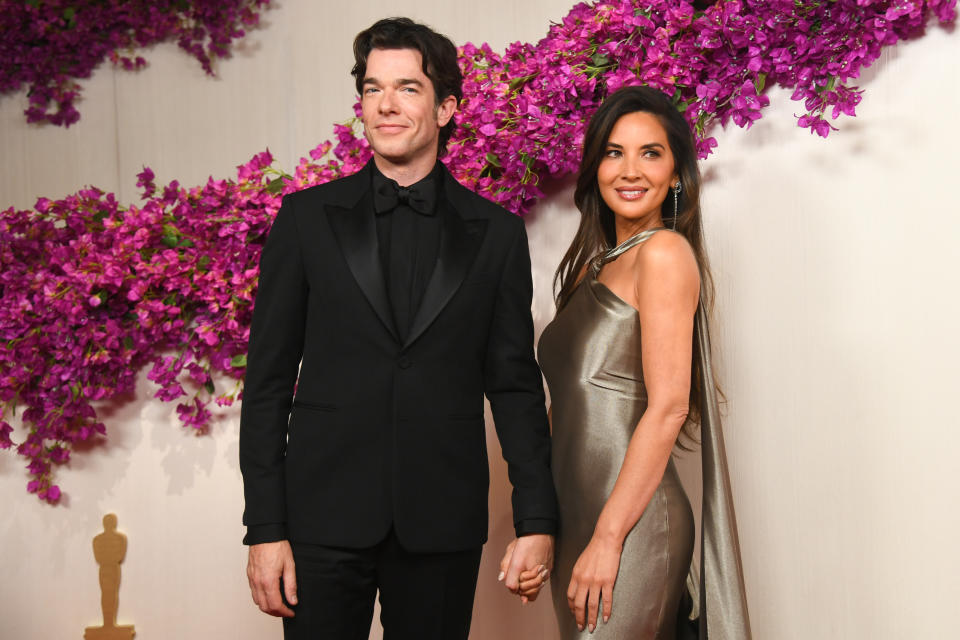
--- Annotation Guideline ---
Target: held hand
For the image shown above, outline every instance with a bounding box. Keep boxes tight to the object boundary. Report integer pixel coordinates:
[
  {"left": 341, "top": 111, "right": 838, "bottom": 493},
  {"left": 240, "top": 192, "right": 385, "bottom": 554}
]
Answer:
[
  {"left": 499, "top": 534, "right": 554, "bottom": 603},
  {"left": 247, "top": 540, "right": 297, "bottom": 617},
  {"left": 498, "top": 539, "right": 550, "bottom": 603},
  {"left": 567, "top": 534, "right": 622, "bottom": 632}
]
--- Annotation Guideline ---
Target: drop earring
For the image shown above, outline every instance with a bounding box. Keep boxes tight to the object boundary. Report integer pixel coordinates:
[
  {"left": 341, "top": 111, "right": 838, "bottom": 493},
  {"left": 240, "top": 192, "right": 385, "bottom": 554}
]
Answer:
[{"left": 672, "top": 181, "right": 682, "bottom": 229}]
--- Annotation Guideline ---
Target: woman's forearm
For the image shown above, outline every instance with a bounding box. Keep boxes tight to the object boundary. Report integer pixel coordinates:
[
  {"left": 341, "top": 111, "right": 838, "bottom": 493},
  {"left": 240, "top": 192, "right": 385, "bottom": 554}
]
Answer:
[{"left": 593, "top": 406, "right": 688, "bottom": 544}]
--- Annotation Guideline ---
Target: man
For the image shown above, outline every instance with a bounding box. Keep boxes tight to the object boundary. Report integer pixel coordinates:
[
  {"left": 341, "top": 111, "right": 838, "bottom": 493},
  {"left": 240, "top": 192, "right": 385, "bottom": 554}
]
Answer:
[{"left": 240, "top": 17, "right": 557, "bottom": 639}]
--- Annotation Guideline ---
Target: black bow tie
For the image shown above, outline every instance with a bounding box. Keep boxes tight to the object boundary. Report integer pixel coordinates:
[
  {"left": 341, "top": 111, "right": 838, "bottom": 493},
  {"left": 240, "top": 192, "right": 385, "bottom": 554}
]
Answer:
[{"left": 374, "top": 178, "right": 436, "bottom": 216}]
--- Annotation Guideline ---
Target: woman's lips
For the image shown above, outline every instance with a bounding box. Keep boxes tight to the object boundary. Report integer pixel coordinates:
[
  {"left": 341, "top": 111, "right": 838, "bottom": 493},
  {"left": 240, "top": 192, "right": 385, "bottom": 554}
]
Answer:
[{"left": 615, "top": 188, "right": 647, "bottom": 201}]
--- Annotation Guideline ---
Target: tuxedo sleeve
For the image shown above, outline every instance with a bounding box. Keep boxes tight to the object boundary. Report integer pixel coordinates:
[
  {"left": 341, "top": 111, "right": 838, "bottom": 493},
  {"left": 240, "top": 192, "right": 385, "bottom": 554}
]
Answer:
[
  {"left": 484, "top": 219, "right": 558, "bottom": 535},
  {"left": 239, "top": 197, "right": 308, "bottom": 544}
]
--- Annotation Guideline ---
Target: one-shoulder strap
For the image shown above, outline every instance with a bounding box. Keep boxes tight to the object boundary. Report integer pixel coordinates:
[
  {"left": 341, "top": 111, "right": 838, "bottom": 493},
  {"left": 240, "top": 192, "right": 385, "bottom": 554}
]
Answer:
[{"left": 592, "top": 227, "right": 666, "bottom": 272}]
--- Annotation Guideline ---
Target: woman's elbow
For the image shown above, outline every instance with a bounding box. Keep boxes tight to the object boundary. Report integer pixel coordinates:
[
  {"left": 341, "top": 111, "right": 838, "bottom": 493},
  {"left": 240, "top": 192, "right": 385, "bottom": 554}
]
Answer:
[{"left": 647, "top": 401, "right": 689, "bottom": 434}]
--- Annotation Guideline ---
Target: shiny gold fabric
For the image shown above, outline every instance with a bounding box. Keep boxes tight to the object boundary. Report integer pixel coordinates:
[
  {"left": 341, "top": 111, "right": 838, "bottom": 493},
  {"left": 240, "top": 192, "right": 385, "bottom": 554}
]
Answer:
[{"left": 538, "top": 229, "right": 751, "bottom": 639}]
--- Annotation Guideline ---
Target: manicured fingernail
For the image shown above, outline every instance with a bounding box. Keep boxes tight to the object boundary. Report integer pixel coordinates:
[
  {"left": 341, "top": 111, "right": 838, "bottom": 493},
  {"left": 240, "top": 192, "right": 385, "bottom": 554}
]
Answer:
[
  {"left": 498, "top": 571, "right": 505, "bottom": 581},
  {"left": 589, "top": 623, "right": 595, "bottom": 632},
  {"left": 603, "top": 615, "right": 610, "bottom": 622},
  {"left": 578, "top": 624, "right": 584, "bottom": 631}
]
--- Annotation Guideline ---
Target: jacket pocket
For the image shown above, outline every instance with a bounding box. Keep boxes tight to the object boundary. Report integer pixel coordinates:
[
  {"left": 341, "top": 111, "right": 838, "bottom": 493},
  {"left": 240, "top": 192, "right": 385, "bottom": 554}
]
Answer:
[
  {"left": 448, "top": 412, "right": 484, "bottom": 420},
  {"left": 292, "top": 399, "right": 338, "bottom": 412}
]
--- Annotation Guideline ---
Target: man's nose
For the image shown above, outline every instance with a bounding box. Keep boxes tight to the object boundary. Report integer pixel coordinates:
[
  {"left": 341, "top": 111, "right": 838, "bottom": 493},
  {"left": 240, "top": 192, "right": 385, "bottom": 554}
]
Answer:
[{"left": 379, "top": 88, "right": 399, "bottom": 113}]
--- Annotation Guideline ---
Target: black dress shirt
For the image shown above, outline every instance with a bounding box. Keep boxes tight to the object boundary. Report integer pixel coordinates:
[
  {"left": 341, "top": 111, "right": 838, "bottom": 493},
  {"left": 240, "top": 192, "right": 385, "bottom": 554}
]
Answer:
[{"left": 372, "top": 163, "right": 442, "bottom": 341}]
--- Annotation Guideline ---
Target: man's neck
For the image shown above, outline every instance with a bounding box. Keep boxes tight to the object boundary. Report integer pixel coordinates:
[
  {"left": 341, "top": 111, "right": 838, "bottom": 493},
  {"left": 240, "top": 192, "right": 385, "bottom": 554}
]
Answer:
[{"left": 373, "top": 153, "right": 439, "bottom": 187}]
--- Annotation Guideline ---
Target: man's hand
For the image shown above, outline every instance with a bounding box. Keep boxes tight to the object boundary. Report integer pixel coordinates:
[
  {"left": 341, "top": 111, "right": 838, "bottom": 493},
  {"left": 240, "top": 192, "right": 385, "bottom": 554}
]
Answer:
[
  {"left": 247, "top": 540, "right": 297, "bottom": 617},
  {"left": 499, "top": 533, "right": 554, "bottom": 604}
]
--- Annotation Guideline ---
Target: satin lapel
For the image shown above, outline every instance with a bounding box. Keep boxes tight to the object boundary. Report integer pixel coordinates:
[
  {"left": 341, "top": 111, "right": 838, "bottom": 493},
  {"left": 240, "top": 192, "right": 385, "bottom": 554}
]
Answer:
[
  {"left": 404, "top": 198, "right": 486, "bottom": 350},
  {"left": 325, "top": 190, "right": 399, "bottom": 342}
]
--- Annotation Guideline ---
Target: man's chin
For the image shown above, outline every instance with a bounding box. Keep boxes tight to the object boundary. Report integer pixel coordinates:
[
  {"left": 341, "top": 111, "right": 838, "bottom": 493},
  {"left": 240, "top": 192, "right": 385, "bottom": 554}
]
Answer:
[{"left": 371, "top": 146, "right": 415, "bottom": 165}]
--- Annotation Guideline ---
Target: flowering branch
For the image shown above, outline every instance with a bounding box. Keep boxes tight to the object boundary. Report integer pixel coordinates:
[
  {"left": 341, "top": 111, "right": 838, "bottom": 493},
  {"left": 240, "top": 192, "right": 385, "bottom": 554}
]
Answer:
[
  {"left": 0, "top": 0, "right": 271, "bottom": 126},
  {"left": 1, "top": 0, "right": 954, "bottom": 503}
]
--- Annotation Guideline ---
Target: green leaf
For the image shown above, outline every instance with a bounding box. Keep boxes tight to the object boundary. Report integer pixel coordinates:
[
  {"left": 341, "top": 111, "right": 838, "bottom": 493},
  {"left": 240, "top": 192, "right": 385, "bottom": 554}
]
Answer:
[
  {"left": 590, "top": 52, "right": 610, "bottom": 67},
  {"left": 825, "top": 76, "right": 836, "bottom": 92},
  {"left": 178, "top": 238, "right": 194, "bottom": 248},
  {"left": 26, "top": 0, "right": 40, "bottom": 7},
  {"left": 508, "top": 73, "right": 537, "bottom": 91},
  {"left": 266, "top": 177, "right": 285, "bottom": 195},
  {"left": 197, "top": 255, "right": 211, "bottom": 271},
  {"left": 485, "top": 152, "right": 502, "bottom": 168},
  {"left": 123, "top": 336, "right": 134, "bottom": 350},
  {"left": 63, "top": 7, "right": 76, "bottom": 27},
  {"left": 754, "top": 72, "right": 767, "bottom": 94},
  {"left": 230, "top": 354, "right": 247, "bottom": 368},
  {"left": 161, "top": 235, "right": 179, "bottom": 248},
  {"left": 204, "top": 379, "right": 215, "bottom": 395}
]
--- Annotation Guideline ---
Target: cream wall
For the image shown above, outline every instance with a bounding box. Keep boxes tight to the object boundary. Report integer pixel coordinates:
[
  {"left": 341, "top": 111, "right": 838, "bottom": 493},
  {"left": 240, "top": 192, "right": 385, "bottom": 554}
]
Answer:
[{"left": 1, "top": 2, "right": 957, "bottom": 639}]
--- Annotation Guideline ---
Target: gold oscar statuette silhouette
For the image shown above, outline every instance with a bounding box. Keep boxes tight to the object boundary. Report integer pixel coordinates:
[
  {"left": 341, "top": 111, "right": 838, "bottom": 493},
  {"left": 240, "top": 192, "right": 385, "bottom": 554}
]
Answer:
[{"left": 84, "top": 514, "right": 135, "bottom": 640}]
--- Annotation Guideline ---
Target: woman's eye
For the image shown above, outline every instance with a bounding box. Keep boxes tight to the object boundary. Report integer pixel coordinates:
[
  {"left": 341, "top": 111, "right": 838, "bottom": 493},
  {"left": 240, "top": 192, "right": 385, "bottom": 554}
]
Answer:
[
  {"left": 605, "top": 149, "right": 622, "bottom": 158},
  {"left": 643, "top": 149, "right": 661, "bottom": 158}
]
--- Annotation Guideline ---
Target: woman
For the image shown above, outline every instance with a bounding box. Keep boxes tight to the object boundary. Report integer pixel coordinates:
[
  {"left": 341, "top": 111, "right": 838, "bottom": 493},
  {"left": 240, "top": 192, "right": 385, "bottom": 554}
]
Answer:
[{"left": 513, "top": 86, "right": 751, "bottom": 638}]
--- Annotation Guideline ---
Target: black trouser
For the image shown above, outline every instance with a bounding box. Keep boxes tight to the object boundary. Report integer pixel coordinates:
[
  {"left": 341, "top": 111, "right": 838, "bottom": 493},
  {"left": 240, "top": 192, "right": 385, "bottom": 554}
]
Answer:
[{"left": 283, "top": 529, "right": 483, "bottom": 640}]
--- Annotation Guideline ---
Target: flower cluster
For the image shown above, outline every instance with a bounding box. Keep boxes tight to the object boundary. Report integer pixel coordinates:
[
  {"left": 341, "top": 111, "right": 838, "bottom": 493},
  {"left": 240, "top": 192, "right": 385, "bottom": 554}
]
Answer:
[
  {"left": 438, "top": 0, "right": 957, "bottom": 211},
  {"left": 1, "top": 0, "right": 954, "bottom": 503},
  {"left": 0, "top": 0, "right": 271, "bottom": 126}
]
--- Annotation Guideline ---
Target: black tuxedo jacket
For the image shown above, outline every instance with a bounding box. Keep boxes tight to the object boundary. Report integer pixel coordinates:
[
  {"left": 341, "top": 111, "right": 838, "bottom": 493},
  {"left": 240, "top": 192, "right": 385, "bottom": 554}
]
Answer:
[{"left": 239, "top": 161, "right": 557, "bottom": 553}]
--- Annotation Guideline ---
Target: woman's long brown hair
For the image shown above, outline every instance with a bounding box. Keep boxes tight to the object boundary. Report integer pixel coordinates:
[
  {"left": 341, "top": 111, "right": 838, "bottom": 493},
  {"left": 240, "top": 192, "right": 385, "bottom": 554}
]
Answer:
[{"left": 553, "top": 86, "right": 717, "bottom": 443}]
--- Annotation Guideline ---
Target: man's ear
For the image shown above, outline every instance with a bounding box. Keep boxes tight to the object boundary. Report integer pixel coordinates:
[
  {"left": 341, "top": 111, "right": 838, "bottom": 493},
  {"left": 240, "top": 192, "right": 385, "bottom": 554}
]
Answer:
[{"left": 436, "top": 94, "right": 458, "bottom": 127}]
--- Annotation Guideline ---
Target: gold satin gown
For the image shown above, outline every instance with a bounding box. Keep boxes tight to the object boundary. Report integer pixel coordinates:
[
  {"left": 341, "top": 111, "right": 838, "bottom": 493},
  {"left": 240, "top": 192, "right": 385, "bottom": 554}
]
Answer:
[{"left": 538, "top": 229, "right": 752, "bottom": 639}]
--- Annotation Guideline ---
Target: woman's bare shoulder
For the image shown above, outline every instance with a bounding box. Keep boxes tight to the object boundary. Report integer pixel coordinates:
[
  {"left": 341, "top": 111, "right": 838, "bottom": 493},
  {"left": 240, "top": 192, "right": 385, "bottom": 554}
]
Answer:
[
  {"left": 633, "top": 230, "right": 700, "bottom": 300},
  {"left": 635, "top": 230, "right": 697, "bottom": 272}
]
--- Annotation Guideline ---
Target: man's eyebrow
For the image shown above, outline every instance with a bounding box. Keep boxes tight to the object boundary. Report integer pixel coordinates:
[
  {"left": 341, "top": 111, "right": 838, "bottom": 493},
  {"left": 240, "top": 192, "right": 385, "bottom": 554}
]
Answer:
[{"left": 362, "top": 77, "right": 424, "bottom": 87}]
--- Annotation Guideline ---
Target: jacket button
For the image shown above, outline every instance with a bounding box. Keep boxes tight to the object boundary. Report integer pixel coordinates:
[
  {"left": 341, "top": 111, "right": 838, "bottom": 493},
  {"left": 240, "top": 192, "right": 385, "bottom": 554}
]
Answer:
[{"left": 398, "top": 357, "right": 412, "bottom": 369}]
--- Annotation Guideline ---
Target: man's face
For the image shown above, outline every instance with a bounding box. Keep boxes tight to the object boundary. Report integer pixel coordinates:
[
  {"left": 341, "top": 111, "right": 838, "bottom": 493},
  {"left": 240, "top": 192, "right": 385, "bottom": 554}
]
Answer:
[{"left": 360, "top": 48, "right": 455, "bottom": 167}]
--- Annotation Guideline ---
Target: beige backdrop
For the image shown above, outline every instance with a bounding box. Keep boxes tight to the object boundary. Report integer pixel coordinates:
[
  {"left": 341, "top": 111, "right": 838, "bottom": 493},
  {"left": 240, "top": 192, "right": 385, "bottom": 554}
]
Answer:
[{"left": 1, "top": 2, "right": 958, "bottom": 639}]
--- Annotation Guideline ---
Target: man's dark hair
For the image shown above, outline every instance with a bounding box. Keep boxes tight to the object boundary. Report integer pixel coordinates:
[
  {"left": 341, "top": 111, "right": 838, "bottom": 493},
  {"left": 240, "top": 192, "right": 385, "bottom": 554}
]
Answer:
[{"left": 352, "top": 17, "right": 463, "bottom": 155}]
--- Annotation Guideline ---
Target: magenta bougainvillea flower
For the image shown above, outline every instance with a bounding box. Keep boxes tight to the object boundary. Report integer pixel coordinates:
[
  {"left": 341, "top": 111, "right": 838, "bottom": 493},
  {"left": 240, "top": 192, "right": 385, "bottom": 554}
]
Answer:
[
  {"left": 0, "top": 0, "right": 271, "bottom": 126},
  {"left": 1, "top": 0, "right": 955, "bottom": 502}
]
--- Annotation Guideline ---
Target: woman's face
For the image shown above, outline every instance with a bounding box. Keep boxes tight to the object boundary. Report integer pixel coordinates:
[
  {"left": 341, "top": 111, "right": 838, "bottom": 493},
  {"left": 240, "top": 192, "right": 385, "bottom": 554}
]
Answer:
[{"left": 597, "top": 111, "right": 678, "bottom": 231}]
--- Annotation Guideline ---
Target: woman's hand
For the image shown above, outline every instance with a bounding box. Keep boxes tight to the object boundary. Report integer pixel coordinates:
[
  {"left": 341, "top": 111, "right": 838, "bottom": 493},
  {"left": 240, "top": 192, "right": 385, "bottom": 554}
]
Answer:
[
  {"left": 516, "top": 563, "right": 550, "bottom": 602},
  {"left": 567, "top": 534, "right": 623, "bottom": 631}
]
